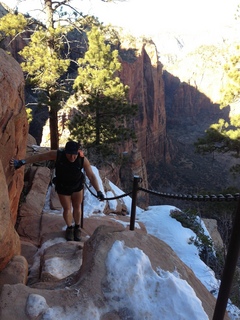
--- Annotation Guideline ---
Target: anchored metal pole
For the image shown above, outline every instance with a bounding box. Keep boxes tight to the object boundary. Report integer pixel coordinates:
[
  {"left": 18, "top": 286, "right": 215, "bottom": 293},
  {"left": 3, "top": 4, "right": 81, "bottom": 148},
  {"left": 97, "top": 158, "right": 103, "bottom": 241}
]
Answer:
[
  {"left": 213, "top": 198, "right": 240, "bottom": 320},
  {"left": 130, "top": 175, "right": 141, "bottom": 231},
  {"left": 81, "top": 189, "right": 84, "bottom": 229}
]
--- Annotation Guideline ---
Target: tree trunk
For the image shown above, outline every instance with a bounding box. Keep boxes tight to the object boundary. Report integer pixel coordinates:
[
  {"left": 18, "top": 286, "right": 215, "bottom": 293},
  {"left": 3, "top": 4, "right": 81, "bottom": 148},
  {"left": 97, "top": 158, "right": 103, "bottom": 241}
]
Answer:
[
  {"left": 49, "top": 106, "right": 59, "bottom": 150},
  {"left": 45, "top": 0, "right": 58, "bottom": 150},
  {"left": 95, "top": 102, "right": 100, "bottom": 145},
  {"left": 44, "top": 0, "right": 54, "bottom": 27}
]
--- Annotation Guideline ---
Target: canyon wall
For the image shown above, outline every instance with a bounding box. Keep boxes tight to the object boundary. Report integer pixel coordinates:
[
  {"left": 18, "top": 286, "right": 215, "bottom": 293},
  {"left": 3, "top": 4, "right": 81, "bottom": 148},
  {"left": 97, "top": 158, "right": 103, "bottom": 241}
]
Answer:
[
  {"left": 119, "top": 39, "right": 170, "bottom": 165},
  {"left": 0, "top": 48, "right": 28, "bottom": 271}
]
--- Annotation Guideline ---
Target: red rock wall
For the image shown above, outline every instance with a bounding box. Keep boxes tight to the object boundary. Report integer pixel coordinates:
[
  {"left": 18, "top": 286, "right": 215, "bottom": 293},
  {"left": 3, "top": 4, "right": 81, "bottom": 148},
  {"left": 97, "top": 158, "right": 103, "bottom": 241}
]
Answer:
[
  {"left": 0, "top": 48, "right": 28, "bottom": 271},
  {"left": 119, "top": 40, "right": 170, "bottom": 165}
]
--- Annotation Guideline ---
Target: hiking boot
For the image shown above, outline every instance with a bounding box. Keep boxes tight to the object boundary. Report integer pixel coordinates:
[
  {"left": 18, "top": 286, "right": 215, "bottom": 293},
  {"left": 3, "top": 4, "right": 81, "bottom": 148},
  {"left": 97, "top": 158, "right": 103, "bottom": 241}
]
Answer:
[
  {"left": 74, "top": 226, "right": 81, "bottom": 241},
  {"left": 65, "top": 226, "right": 74, "bottom": 241}
]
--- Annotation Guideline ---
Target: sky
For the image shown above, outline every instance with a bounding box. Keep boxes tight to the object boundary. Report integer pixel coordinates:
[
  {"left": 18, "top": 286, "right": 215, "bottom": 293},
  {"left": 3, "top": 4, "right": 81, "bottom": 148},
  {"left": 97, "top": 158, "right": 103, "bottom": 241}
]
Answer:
[
  {"left": 28, "top": 166, "right": 240, "bottom": 320},
  {"left": 3, "top": 0, "right": 239, "bottom": 36}
]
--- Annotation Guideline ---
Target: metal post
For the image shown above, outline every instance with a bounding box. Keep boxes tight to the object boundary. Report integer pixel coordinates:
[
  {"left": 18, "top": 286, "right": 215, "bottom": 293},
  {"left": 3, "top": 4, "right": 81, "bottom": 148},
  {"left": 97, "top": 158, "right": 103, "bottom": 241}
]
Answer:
[
  {"left": 81, "top": 189, "right": 84, "bottom": 229},
  {"left": 130, "top": 175, "right": 140, "bottom": 231},
  {"left": 213, "top": 198, "right": 240, "bottom": 320}
]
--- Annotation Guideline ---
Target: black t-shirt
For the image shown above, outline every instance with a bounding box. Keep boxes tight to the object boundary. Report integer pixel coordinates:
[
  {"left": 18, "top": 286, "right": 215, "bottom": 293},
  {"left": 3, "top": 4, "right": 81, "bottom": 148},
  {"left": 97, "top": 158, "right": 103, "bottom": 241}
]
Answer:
[{"left": 55, "top": 150, "right": 84, "bottom": 187}]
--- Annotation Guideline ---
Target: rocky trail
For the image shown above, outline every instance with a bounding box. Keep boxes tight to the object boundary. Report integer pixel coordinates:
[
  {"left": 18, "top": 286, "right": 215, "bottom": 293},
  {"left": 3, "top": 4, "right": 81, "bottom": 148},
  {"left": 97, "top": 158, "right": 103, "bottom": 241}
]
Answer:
[{"left": 0, "top": 164, "right": 230, "bottom": 319}]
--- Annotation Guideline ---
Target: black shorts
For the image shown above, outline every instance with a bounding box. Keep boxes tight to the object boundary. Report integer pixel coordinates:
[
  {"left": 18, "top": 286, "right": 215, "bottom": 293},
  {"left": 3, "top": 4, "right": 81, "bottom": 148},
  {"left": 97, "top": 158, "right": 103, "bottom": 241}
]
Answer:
[{"left": 55, "top": 181, "right": 84, "bottom": 196}]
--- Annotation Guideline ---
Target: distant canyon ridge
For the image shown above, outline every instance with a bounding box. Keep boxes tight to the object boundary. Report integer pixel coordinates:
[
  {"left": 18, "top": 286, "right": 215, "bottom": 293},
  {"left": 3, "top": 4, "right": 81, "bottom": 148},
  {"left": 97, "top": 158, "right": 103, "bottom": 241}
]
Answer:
[{"left": 1, "top": 3, "right": 239, "bottom": 207}]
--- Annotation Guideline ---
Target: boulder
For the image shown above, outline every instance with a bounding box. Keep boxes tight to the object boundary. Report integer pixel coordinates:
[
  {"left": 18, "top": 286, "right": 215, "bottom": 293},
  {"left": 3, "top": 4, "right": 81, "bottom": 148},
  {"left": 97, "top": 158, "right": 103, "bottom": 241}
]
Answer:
[
  {"left": 20, "top": 240, "right": 38, "bottom": 269},
  {"left": 17, "top": 166, "right": 51, "bottom": 246},
  {"left": 0, "top": 48, "right": 27, "bottom": 271},
  {"left": 203, "top": 218, "right": 224, "bottom": 251},
  {"left": 0, "top": 160, "right": 20, "bottom": 271},
  {"left": 0, "top": 255, "right": 28, "bottom": 289}
]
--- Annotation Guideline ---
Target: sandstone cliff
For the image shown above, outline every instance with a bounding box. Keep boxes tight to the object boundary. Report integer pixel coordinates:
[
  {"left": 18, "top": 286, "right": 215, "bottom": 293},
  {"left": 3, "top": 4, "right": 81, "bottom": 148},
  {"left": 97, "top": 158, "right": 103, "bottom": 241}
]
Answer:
[
  {"left": 119, "top": 38, "right": 169, "bottom": 165},
  {"left": 0, "top": 48, "right": 28, "bottom": 271}
]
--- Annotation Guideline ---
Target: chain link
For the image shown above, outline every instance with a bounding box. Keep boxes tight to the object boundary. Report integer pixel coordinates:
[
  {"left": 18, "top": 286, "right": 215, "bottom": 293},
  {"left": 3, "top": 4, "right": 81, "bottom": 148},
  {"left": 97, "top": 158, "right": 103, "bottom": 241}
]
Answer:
[
  {"left": 85, "top": 181, "right": 240, "bottom": 202},
  {"left": 139, "top": 187, "right": 240, "bottom": 202},
  {"left": 84, "top": 182, "right": 132, "bottom": 200}
]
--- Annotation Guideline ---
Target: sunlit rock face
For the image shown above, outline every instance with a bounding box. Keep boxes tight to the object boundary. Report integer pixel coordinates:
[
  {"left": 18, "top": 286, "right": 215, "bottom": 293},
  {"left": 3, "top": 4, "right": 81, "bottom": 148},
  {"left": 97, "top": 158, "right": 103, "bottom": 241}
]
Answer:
[
  {"left": 119, "top": 39, "right": 169, "bottom": 165},
  {"left": 0, "top": 48, "right": 28, "bottom": 271}
]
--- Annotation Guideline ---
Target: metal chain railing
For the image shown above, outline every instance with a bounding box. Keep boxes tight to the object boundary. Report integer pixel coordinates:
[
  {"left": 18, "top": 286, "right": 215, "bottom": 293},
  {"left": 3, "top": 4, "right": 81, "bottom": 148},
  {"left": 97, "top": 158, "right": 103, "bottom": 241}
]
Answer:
[
  {"left": 138, "top": 187, "right": 240, "bottom": 202},
  {"left": 83, "top": 177, "right": 240, "bottom": 230},
  {"left": 84, "top": 182, "right": 132, "bottom": 200},
  {"left": 84, "top": 176, "right": 240, "bottom": 232},
  {"left": 85, "top": 182, "right": 240, "bottom": 202}
]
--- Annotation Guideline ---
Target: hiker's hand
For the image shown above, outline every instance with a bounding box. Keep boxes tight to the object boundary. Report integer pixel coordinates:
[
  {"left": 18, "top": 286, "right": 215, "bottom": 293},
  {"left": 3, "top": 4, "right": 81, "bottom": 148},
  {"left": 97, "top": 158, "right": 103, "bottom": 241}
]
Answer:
[
  {"left": 97, "top": 191, "right": 104, "bottom": 201},
  {"left": 10, "top": 158, "right": 26, "bottom": 170}
]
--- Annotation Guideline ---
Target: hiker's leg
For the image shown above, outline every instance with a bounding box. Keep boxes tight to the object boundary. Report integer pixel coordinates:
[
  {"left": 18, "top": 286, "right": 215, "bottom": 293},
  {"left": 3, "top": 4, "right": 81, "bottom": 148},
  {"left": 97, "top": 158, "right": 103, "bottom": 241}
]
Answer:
[
  {"left": 71, "top": 190, "right": 83, "bottom": 225},
  {"left": 58, "top": 194, "right": 73, "bottom": 226}
]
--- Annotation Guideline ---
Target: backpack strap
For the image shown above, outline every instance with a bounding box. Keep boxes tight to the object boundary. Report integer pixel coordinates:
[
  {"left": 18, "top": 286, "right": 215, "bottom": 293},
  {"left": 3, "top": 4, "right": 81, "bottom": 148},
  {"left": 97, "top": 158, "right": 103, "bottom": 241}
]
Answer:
[{"left": 56, "top": 149, "right": 63, "bottom": 163}]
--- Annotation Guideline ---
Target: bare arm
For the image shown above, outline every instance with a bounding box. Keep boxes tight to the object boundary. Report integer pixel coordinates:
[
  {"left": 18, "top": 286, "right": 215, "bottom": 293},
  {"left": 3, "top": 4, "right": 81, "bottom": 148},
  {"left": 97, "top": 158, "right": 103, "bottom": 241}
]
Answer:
[
  {"left": 24, "top": 150, "right": 57, "bottom": 164},
  {"left": 10, "top": 150, "right": 57, "bottom": 168},
  {"left": 83, "top": 157, "right": 101, "bottom": 192}
]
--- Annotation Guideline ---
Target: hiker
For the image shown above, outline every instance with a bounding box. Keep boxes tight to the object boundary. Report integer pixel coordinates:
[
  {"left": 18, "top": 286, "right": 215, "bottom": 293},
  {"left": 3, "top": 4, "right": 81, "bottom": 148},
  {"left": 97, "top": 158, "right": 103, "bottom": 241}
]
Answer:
[{"left": 10, "top": 140, "right": 104, "bottom": 241}]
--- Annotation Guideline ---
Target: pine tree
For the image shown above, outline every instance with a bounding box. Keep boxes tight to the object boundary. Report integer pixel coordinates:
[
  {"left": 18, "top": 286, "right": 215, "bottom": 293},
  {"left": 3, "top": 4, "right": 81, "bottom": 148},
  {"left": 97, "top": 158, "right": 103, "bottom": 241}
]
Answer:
[
  {"left": 20, "top": 25, "right": 71, "bottom": 149},
  {"left": 0, "top": 0, "right": 126, "bottom": 149},
  {"left": 0, "top": 3, "right": 73, "bottom": 149},
  {"left": 69, "top": 26, "right": 137, "bottom": 163}
]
